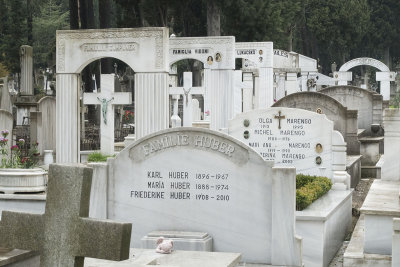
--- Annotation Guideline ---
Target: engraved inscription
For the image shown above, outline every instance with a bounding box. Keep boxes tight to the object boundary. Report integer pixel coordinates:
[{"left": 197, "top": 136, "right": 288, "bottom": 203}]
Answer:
[{"left": 81, "top": 42, "right": 138, "bottom": 52}]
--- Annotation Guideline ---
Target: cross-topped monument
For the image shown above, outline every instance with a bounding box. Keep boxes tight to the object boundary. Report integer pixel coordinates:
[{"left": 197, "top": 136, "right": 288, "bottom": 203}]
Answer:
[
  {"left": 83, "top": 74, "right": 131, "bottom": 155},
  {"left": 0, "top": 164, "right": 132, "bottom": 267},
  {"left": 169, "top": 72, "right": 204, "bottom": 127},
  {"left": 274, "top": 110, "right": 286, "bottom": 129}
]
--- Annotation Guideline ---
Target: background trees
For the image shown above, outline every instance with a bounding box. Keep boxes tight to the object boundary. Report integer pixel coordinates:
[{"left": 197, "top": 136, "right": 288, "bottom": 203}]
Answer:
[{"left": 0, "top": 0, "right": 399, "bottom": 75}]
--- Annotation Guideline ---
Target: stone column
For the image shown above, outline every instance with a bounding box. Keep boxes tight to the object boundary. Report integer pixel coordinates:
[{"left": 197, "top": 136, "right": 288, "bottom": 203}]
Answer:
[
  {"left": 209, "top": 69, "right": 233, "bottom": 130},
  {"left": 372, "top": 94, "right": 383, "bottom": 125},
  {"left": 276, "top": 72, "right": 286, "bottom": 101},
  {"left": 0, "top": 76, "right": 12, "bottom": 113},
  {"left": 203, "top": 68, "right": 211, "bottom": 121},
  {"left": 346, "top": 110, "right": 360, "bottom": 155},
  {"left": 56, "top": 73, "right": 80, "bottom": 163},
  {"left": 381, "top": 108, "right": 400, "bottom": 181},
  {"left": 19, "top": 45, "right": 33, "bottom": 95},
  {"left": 331, "top": 130, "right": 350, "bottom": 190},
  {"left": 233, "top": 70, "right": 243, "bottom": 117},
  {"left": 393, "top": 218, "right": 400, "bottom": 267},
  {"left": 242, "top": 72, "right": 253, "bottom": 112},
  {"left": 258, "top": 67, "right": 274, "bottom": 108},
  {"left": 285, "top": 72, "right": 298, "bottom": 96},
  {"left": 135, "top": 72, "right": 169, "bottom": 139},
  {"left": 29, "top": 111, "right": 43, "bottom": 154}
]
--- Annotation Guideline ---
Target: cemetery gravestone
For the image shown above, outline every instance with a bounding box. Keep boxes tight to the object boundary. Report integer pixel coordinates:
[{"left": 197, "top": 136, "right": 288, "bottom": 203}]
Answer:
[
  {"left": 319, "top": 86, "right": 383, "bottom": 135},
  {"left": 0, "top": 77, "right": 13, "bottom": 113},
  {"left": 273, "top": 92, "right": 360, "bottom": 155},
  {"left": 0, "top": 164, "right": 132, "bottom": 267},
  {"left": 108, "top": 127, "right": 302, "bottom": 266},
  {"left": 228, "top": 107, "right": 350, "bottom": 189},
  {"left": 83, "top": 74, "right": 131, "bottom": 155}
]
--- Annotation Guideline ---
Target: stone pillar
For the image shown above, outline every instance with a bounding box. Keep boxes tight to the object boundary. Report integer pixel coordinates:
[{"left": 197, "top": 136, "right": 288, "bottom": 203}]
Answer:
[
  {"left": 233, "top": 70, "right": 243, "bottom": 117},
  {"left": 276, "top": 73, "right": 286, "bottom": 101},
  {"left": 376, "top": 72, "right": 396, "bottom": 101},
  {"left": 171, "top": 95, "right": 181, "bottom": 128},
  {"left": 203, "top": 68, "right": 211, "bottom": 121},
  {"left": 242, "top": 72, "right": 253, "bottom": 112},
  {"left": 331, "top": 131, "right": 350, "bottom": 190},
  {"left": 372, "top": 94, "right": 383, "bottom": 125},
  {"left": 135, "top": 73, "right": 169, "bottom": 139},
  {"left": 346, "top": 110, "right": 360, "bottom": 155},
  {"left": 285, "top": 72, "right": 298, "bottom": 96},
  {"left": 393, "top": 218, "right": 400, "bottom": 267},
  {"left": 19, "top": 45, "right": 33, "bottom": 95},
  {"left": 56, "top": 73, "right": 80, "bottom": 163},
  {"left": 382, "top": 108, "right": 400, "bottom": 181},
  {"left": 29, "top": 111, "right": 42, "bottom": 154},
  {"left": 209, "top": 69, "right": 233, "bottom": 130},
  {"left": 0, "top": 76, "right": 12, "bottom": 113},
  {"left": 258, "top": 67, "right": 274, "bottom": 107}
]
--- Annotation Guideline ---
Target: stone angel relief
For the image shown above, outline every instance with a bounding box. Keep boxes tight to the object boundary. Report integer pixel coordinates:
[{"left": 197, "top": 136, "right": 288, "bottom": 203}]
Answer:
[{"left": 155, "top": 237, "right": 173, "bottom": 254}]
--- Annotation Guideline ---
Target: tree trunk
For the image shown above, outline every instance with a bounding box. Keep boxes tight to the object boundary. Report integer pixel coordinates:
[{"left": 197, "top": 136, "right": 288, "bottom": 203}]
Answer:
[
  {"left": 207, "top": 0, "right": 220, "bottom": 36},
  {"left": 86, "top": 0, "right": 95, "bottom": 29},
  {"left": 69, "top": 0, "right": 79, "bottom": 29},
  {"left": 384, "top": 47, "right": 390, "bottom": 69},
  {"left": 99, "top": 0, "right": 113, "bottom": 73},
  {"left": 79, "top": 0, "right": 87, "bottom": 29},
  {"left": 27, "top": 0, "right": 33, "bottom": 45},
  {"left": 287, "top": 27, "right": 293, "bottom": 52}
]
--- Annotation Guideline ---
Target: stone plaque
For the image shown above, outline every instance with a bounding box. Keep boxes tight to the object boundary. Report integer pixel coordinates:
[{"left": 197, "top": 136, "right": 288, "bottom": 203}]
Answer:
[{"left": 229, "top": 107, "right": 336, "bottom": 178}]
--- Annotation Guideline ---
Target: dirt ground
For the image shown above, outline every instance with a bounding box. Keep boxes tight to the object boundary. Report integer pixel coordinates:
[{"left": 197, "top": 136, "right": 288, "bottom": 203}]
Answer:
[{"left": 328, "top": 178, "right": 374, "bottom": 266}]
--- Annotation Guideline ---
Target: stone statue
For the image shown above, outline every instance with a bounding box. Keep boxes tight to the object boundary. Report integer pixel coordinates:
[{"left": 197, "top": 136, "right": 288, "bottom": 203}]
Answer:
[
  {"left": 97, "top": 97, "right": 114, "bottom": 125},
  {"left": 155, "top": 237, "right": 173, "bottom": 254}
]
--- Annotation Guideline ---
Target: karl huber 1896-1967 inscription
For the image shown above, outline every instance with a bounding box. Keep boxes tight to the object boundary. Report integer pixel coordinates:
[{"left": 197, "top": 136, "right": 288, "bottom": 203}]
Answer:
[{"left": 127, "top": 130, "right": 243, "bottom": 202}]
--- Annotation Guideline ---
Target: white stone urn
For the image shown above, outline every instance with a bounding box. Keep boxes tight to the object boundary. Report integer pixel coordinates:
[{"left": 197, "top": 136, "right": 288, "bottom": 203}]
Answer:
[{"left": 0, "top": 168, "right": 47, "bottom": 194}]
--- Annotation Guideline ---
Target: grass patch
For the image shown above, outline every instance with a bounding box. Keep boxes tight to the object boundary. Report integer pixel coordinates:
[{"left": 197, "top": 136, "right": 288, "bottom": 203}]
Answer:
[{"left": 87, "top": 152, "right": 114, "bottom": 162}]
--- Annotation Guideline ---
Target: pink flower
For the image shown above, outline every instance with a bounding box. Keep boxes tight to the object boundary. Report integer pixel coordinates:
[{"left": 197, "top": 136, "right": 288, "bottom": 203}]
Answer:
[
  {"left": 11, "top": 145, "right": 19, "bottom": 151},
  {"left": 1, "top": 130, "right": 9, "bottom": 138}
]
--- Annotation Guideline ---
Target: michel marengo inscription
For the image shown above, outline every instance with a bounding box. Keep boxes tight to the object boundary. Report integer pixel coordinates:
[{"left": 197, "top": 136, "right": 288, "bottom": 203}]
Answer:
[
  {"left": 246, "top": 113, "right": 316, "bottom": 164},
  {"left": 129, "top": 133, "right": 239, "bottom": 202}
]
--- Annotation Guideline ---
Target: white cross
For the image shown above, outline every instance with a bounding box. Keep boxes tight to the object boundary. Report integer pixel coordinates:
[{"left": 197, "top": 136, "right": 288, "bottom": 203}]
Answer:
[
  {"left": 83, "top": 74, "right": 131, "bottom": 155},
  {"left": 169, "top": 72, "right": 204, "bottom": 127}
]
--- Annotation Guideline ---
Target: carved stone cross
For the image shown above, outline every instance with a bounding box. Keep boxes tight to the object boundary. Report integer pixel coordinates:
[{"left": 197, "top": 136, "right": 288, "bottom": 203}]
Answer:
[
  {"left": 83, "top": 74, "right": 131, "bottom": 155},
  {"left": 0, "top": 164, "right": 132, "bottom": 267},
  {"left": 274, "top": 110, "right": 286, "bottom": 129},
  {"left": 169, "top": 72, "right": 204, "bottom": 127}
]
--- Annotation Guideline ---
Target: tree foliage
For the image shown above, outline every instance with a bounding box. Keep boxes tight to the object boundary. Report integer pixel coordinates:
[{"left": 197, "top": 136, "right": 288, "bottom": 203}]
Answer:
[{"left": 1, "top": 0, "right": 400, "bottom": 75}]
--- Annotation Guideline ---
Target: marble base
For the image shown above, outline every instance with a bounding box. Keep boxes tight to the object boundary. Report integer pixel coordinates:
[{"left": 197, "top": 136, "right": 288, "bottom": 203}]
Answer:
[
  {"left": 346, "top": 155, "right": 362, "bottom": 188},
  {"left": 0, "top": 194, "right": 45, "bottom": 220},
  {"left": 84, "top": 248, "right": 241, "bottom": 267},
  {"left": 296, "top": 190, "right": 352, "bottom": 267},
  {"left": 344, "top": 215, "right": 391, "bottom": 267},
  {"left": 360, "top": 180, "right": 400, "bottom": 255},
  {"left": 141, "top": 231, "right": 212, "bottom": 252}
]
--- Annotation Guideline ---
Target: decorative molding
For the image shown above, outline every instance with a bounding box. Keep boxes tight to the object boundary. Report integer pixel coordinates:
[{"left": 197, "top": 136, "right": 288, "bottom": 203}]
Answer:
[
  {"left": 57, "top": 29, "right": 165, "bottom": 72},
  {"left": 339, "top": 57, "right": 389, "bottom": 72}
]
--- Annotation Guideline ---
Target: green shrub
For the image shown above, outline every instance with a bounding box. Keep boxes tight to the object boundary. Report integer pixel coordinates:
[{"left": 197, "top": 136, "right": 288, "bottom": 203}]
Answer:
[
  {"left": 87, "top": 152, "right": 113, "bottom": 162},
  {"left": 296, "top": 174, "right": 332, "bottom": 211}
]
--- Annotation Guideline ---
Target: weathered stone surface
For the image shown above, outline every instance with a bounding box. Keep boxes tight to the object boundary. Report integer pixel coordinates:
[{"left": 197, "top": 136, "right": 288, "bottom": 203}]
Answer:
[
  {"left": 0, "top": 164, "right": 132, "bottom": 267},
  {"left": 273, "top": 91, "right": 360, "bottom": 155},
  {"left": 319, "top": 86, "right": 383, "bottom": 135}
]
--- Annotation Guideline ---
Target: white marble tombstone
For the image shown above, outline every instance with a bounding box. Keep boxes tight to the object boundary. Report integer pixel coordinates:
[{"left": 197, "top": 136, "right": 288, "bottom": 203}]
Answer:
[
  {"left": 228, "top": 107, "right": 350, "bottom": 189},
  {"left": 0, "top": 77, "right": 12, "bottom": 113},
  {"left": 108, "top": 128, "right": 302, "bottom": 266}
]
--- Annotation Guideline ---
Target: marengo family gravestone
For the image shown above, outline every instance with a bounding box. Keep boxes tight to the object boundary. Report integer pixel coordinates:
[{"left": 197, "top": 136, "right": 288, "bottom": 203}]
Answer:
[
  {"left": 229, "top": 107, "right": 338, "bottom": 178},
  {"left": 108, "top": 128, "right": 302, "bottom": 266}
]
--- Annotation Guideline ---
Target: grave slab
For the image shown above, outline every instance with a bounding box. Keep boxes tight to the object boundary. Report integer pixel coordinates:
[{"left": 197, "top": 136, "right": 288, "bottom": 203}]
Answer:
[{"left": 84, "top": 248, "right": 241, "bottom": 267}]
